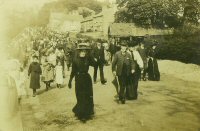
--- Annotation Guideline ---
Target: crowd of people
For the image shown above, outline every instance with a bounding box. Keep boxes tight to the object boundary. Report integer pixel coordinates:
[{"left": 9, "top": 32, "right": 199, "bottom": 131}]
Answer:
[
  {"left": 7, "top": 27, "right": 160, "bottom": 122},
  {"left": 110, "top": 37, "right": 160, "bottom": 104}
]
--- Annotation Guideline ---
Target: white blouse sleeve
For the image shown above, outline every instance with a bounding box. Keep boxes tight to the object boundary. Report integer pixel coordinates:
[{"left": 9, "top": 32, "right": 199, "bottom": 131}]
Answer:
[{"left": 134, "top": 51, "right": 144, "bottom": 69}]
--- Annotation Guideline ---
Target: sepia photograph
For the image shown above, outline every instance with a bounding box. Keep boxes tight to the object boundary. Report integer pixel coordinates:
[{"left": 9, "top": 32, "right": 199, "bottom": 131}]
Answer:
[{"left": 0, "top": 0, "right": 200, "bottom": 131}]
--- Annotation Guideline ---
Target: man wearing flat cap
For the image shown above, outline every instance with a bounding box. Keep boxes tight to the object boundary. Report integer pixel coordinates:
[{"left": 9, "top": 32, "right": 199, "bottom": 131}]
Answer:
[{"left": 112, "top": 40, "right": 136, "bottom": 104}]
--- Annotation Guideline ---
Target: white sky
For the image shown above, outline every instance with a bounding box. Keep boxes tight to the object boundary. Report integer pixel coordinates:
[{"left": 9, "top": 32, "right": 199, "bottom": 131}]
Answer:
[
  {"left": 0, "top": 0, "right": 55, "bottom": 10},
  {"left": 96, "top": 0, "right": 116, "bottom": 3},
  {"left": 0, "top": 0, "right": 56, "bottom": 55}
]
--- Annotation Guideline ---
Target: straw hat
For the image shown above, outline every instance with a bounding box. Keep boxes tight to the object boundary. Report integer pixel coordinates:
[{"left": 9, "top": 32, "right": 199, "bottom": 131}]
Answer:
[
  {"left": 76, "top": 43, "right": 91, "bottom": 50},
  {"left": 119, "top": 40, "right": 128, "bottom": 46}
]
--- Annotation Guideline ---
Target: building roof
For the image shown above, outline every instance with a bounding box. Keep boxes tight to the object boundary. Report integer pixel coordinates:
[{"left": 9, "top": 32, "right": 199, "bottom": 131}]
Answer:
[
  {"left": 108, "top": 23, "right": 173, "bottom": 37},
  {"left": 93, "top": 12, "right": 103, "bottom": 18}
]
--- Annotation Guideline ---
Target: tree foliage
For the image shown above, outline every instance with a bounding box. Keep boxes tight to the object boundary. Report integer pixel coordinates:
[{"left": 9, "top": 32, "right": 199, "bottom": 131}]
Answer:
[
  {"left": 115, "top": 0, "right": 200, "bottom": 28},
  {"left": 78, "top": 7, "right": 95, "bottom": 18},
  {"left": 155, "top": 24, "right": 200, "bottom": 64},
  {"left": 183, "top": 0, "right": 200, "bottom": 25}
]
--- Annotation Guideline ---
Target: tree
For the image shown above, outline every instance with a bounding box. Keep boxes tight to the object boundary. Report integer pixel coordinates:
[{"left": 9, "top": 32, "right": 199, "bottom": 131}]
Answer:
[
  {"left": 115, "top": 0, "right": 200, "bottom": 28},
  {"left": 183, "top": 0, "right": 200, "bottom": 25},
  {"left": 78, "top": 7, "right": 95, "bottom": 18}
]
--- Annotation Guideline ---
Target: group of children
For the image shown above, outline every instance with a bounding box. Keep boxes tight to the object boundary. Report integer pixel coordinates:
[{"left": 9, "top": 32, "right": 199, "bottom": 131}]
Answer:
[
  {"left": 28, "top": 55, "right": 65, "bottom": 97},
  {"left": 42, "top": 59, "right": 64, "bottom": 90},
  {"left": 40, "top": 48, "right": 66, "bottom": 91}
]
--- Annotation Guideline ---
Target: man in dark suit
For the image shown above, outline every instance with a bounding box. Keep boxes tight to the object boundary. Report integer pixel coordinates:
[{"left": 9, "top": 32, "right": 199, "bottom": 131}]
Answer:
[
  {"left": 112, "top": 41, "right": 135, "bottom": 104},
  {"left": 109, "top": 38, "right": 117, "bottom": 61},
  {"left": 92, "top": 42, "right": 107, "bottom": 84}
]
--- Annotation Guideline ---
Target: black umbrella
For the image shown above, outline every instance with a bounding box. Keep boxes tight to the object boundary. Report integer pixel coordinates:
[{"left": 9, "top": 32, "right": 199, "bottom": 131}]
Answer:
[{"left": 112, "top": 76, "right": 119, "bottom": 95}]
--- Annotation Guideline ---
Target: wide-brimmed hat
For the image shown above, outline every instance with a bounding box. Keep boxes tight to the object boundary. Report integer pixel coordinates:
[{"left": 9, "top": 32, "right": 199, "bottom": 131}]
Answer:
[
  {"left": 76, "top": 43, "right": 91, "bottom": 50},
  {"left": 119, "top": 40, "right": 128, "bottom": 46},
  {"left": 32, "top": 55, "right": 38, "bottom": 59},
  {"left": 137, "top": 36, "right": 144, "bottom": 42},
  {"left": 128, "top": 41, "right": 138, "bottom": 47}
]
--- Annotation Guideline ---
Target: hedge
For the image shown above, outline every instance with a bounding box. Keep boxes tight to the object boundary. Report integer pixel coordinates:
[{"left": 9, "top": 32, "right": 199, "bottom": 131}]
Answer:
[{"left": 154, "top": 25, "right": 200, "bottom": 65}]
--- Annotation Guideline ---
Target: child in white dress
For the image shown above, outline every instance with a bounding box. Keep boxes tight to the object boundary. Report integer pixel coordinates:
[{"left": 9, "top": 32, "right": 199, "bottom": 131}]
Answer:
[{"left": 55, "top": 61, "right": 63, "bottom": 88}]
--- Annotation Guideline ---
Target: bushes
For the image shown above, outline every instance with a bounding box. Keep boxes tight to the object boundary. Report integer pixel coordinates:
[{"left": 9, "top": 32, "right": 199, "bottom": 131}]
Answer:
[{"left": 155, "top": 25, "right": 200, "bottom": 65}]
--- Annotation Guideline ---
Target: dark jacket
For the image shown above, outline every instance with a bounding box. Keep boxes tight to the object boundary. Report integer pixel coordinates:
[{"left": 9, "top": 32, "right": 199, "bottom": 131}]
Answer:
[
  {"left": 109, "top": 43, "right": 117, "bottom": 54},
  {"left": 92, "top": 46, "right": 106, "bottom": 64},
  {"left": 112, "top": 51, "right": 135, "bottom": 76},
  {"left": 28, "top": 62, "right": 42, "bottom": 89},
  {"left": 148, "top": 48, "right": 156, "bottom": 58}
]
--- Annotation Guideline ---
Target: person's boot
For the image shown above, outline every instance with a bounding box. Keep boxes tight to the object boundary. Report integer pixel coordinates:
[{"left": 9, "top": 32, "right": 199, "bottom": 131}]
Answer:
[
  {"left": 121, "top": 99, "right": 125, "bottom": 104},
  {"left": 46, "top": 85, "right": 49, "bottom": 91},
  {"left": 18, "top": 97, "right": 21, "bottom": 104},
  {"left": 33, "top": 90, "right": 36, "bottom": 97},
  {"left": 101, "top": 80, "right": 107, "bottom": 85}
]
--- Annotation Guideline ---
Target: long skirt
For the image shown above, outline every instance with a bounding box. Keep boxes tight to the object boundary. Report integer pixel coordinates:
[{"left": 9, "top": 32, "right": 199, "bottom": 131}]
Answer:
[
  {"left": 55, "top": 66, "right": 63, "bottom": 84},
  {"left": 147, "top": 58, "right": 160, "bottom": 81},
  {"left": 73, "top": 73, "right": 94, "bottom": 119},
  {"left": 42, "top": 68, "right": 54, "bottom": 82},
  {"left": 126, "top": 71, "right": 140, "bottom": 100},
  {"left": 30, "top": 72, "right": 40, "bottom": 89}
]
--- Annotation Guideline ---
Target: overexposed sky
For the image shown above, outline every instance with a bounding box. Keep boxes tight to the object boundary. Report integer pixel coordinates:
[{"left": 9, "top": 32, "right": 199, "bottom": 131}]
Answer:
[
  {"left": 96, "top": 0, "right": 116, "bottom": 3},
  {"left": 0, "top": 0, "right": 56, "bottom": 58},
  {"left": 1, "top": 0, "right": 55, "bottom": 10}
]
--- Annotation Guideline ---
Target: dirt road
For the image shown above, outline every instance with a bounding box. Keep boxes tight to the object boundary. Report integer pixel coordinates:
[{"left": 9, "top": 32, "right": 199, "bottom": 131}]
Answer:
[{"left": 21, "top": 65, "right": 200, "bottom": 131}]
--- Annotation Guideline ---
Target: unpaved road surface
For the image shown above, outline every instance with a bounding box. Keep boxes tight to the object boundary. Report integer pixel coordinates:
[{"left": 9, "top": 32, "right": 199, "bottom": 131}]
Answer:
[{"left": 21, "top": 65, "right": 200, "bottom": 131}]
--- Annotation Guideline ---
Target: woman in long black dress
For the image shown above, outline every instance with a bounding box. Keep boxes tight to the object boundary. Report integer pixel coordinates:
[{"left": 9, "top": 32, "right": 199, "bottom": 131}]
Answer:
[
  {"left": 126, "top": 44, "right": 144, "bottom": 100},
  {"left": 68, "top": 43, "right": 96, "bottom": 121},
  {"left": 147, "top": 42, "right": 160, "bottom": 81},
  {"left": 28, "top": 56, "right": 42, "bottom": 97}
]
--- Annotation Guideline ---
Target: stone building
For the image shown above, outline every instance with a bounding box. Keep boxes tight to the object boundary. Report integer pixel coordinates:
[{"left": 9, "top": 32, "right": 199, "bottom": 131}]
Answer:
[
  {"left": 48, "top": 11, "right": 83, "bottom": 33},
  {"left": 80, "top": 4, "right": 118, "bottom": 39}
]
